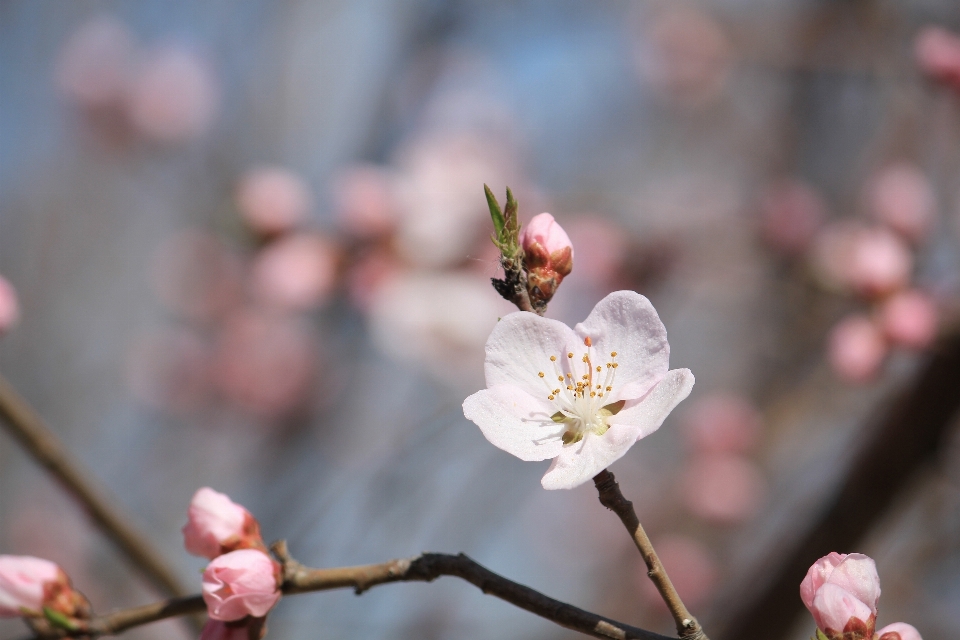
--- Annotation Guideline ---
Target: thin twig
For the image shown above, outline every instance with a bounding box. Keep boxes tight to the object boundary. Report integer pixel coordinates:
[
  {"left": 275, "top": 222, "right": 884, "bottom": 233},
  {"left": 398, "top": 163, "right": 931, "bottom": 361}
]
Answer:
[
  {"left": 0, "top": 373, "right": 189, "bottom": 599},
  {"left": 593, "top": 470, "right": 708, "bottom": 640},
  {"left": 20, "top": 543, "right": 675, "bottom": 640}
]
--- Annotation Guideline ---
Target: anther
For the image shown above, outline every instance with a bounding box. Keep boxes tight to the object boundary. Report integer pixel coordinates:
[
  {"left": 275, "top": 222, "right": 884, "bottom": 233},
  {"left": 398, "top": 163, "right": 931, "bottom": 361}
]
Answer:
[
  {"left": 550, "top": 355, "right": 557, "bottom": 362},
  {"left": 548, "top": 395, "right": 555, "bottom": 400},
  {"left": 558, "top": 376, "right": 564, "bottom": 382},
  {"left": 611, "top": 351, "right": 617, "bottom": 357},
  {"left": 538, "top": 372, "right": 545, "bottom": 378},
  {"left": 567, "top": 353, "right": 573, "bottom": 358},
  {"left": 584, "top": 337, "right": 592, "bottom": 347},
  {"left": 596, "top": 366, "right": 601, "bottom": 372}
]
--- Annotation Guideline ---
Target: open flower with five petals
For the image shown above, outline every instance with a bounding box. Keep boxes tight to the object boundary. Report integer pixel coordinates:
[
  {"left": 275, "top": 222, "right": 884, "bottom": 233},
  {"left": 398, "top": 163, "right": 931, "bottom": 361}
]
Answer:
[{"left": 463, "top": 290, "right": 694, "bottom": 489}]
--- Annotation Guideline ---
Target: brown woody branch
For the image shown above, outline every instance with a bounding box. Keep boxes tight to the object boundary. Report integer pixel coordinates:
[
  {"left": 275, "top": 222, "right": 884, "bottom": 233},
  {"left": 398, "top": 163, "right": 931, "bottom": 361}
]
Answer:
[
  {"left": 0, "top": 373, "right": 189, "bottom": 600},
  {"left": 594, "top": 471, "right": 708, "bottom": 640},
  {"left": 21, "top": 543, "right": 675, "bottom": 640}
]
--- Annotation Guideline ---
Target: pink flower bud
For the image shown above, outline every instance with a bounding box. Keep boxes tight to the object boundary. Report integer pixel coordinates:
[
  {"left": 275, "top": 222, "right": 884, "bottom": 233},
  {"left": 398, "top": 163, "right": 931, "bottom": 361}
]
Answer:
[
  {"left": 0, "top": 555, "right": 61, "bottom": 617},
  {"left": 0, "top": 555, "right": 88, "bottom": 621},
  {"left": 828, "top": 315, "right": 888, "bottom": 383},
  {"left": 520, "top": 213, "right": 574, "bottom": 303},
  {"left": 879, "top": 290, "right": 938, "bottom": 350},
  {"left": 800, "top": 553, "right": 880, "bottom": 638},
  {"left": 0, "top": 275, "right": 20, "bottom": 337},
  {"left": 202, "top": 549, "right": 281, "bottom": 621},
  {"left": 878, "top": 622, "right": 923, "bottom": 640},
  {"left": 183, "top": 488, "right": 262, "bottom": 560}
]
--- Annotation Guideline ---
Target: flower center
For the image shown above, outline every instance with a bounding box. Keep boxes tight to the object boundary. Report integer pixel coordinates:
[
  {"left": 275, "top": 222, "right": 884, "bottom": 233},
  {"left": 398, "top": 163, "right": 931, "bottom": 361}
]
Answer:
[{"left": 536, "top": 337, "right": 623, "bottom": 445}]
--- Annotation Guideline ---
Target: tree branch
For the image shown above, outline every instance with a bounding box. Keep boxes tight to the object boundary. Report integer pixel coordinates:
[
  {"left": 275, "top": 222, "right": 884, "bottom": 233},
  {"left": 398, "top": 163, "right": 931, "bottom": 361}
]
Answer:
[
  {"left": 593, "top": 471, "right": 708, "bottom": 640},
  {"left": 0, "top": 373, "right": 190, "bottom": 599},
  {"left": 20, "top": 544, "right": 676, "bottom": 640}
]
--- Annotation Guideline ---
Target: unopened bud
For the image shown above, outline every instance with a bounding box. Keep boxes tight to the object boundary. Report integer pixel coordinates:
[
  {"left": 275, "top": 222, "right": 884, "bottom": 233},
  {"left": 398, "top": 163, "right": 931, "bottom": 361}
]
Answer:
[
  {"left": 520, "top": 213, "right": 574, "bottom": 304},
  {"left": 800, "top": 553, "right": 880, "bottom": 640},
  {"left": 183, "top": 487, "right": 266, "bottom": 559},
  {"left": 0, "top": 556, "right": 89, "bottom": 622},
  {"left": 202, "top": 549, "right": 281, "bottom": 621}
]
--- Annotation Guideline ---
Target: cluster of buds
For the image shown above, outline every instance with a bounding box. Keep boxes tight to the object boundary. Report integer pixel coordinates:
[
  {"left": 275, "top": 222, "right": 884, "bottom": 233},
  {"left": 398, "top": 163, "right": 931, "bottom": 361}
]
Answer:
[
  {"left": 485, "top": 185, "right": 574, "bottom": 311},
  {"left": 183, "top": 488, "right": 282, "bottom": 640},
  {"left": 0, "top": 555, "right": 90, "bottom": 632},
  {"left": 801, "top": 552, "right": 922, "bottom": 640}
]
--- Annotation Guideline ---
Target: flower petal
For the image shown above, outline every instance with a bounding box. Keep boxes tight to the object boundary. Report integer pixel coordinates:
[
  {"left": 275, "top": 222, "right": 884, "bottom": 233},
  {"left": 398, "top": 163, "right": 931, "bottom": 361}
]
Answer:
[
  {"left": 827, "top": 554, "right": 880, "bottom": 614},
  {"left": 463, "top": 386, "right": 565, "bottom": 461},
  {"left": 484, "top": 311, "right": 580, "bottom": 398},
  {"left": 540, "top": 420, "right": 645, "bottom": 490},
  {"left": 606, "top": 368, "right": 695, "bottom": 440},
  {"left": 574, "top": 291, "right": 671, "bottom": 402},
  {"left": 811, "top": 583, "right": 873, "bottom": 634},
  {"left": 877, "top": 622, "right": 922, "bottom": 640}
]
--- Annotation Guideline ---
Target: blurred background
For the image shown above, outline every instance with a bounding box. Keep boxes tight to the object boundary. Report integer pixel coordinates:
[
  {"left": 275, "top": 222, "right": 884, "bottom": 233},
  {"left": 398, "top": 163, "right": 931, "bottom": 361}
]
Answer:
[{"left": 2, "top": 1, "right": 960, "bottom": 639}]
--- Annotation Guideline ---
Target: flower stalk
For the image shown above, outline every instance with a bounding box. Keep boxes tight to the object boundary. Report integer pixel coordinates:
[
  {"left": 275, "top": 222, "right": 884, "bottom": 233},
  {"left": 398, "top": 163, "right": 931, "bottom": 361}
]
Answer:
[{"left": 594, "top": 470, "right": 708, "bottom": 640}]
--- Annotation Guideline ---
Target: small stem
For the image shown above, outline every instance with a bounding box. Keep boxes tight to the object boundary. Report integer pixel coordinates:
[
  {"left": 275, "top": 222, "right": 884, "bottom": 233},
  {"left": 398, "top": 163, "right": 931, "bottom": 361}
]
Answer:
[
  {"left": 0, "top": 374, "right": 190, "bottom": 600},
  {"left": 593, "top": 470, "right": 708, "bottom": 640}
]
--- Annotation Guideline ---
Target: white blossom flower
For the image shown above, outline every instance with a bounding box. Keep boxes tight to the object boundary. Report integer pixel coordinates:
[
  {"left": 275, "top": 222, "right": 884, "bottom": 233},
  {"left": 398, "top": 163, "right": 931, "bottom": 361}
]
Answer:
[{"left": 463, "top": 290, "right": 694, "bottom": 489}]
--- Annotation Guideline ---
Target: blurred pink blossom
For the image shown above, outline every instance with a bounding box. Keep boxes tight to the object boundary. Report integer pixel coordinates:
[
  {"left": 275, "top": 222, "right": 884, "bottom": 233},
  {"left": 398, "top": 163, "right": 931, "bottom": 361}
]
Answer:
[
  {"left": 333, "top": 164, "right": 401, "bottom": 238},
  {"left": 201, "top": 549, "right": 280, "bottom": 622},
  {"left": 250, "top": 234, "right": 337, "bottom": 311},
  {"left": 214, "top": 310, "right": 318, "bottom": 419},
  {"left": 393, "top": 133, "right": 515, "bottom": 267},
  {"left": 866, "top": 163, "right": 935, "bottom": 243},
  {"left": 828, "top": 315, "right": 888, "bottom": 383},
  {"left": 345, "top": 250, "right": 402, "bottom": 312},
  {"left": 801, "top": 552, "right": 879, "bottom": 639},
  {"left": 55, "top": 15, "right": 136, "bottom": 111},
  {"left": 638, "top": 535, "right": 718, "bottom": 610},
  {"left": 878, "top": 622, "right": 923, "bottom": 640},
  {"left": 369, "top": 271, "right": 515, "bottom": 388},
  {"left": 682, "top": 393, "right": 762, "bottom": 454},
  {"left": 915, "top": 26, "right": 960, "bottom": 89},
  {"left": 564, "top": 217, "right": 627, "bottom": 287},
  {"left": 758, "top": 179, "right": 826, "bottom": 255},
  {"left": 635, "top": 6, "right": 733, "bottom": 108},
  {"left": 812, "top": 223, "right": 912, "bottom": 298},
  {"left": 680, "top": 453, "right": 766, "bottom": 524},
  {"left": 128, "top": 47, "right": 218, "bottom": 143},
  {"left": 879, "top": 290, "right": 939, "bottom": 350},
  {"left": 236, "top": 167, "right": 312, "bottom": 237},
  {"left": 0, "top": 275, "right": 20, "bottom": 337},
  {"left": 151, "top": 231, "right": 243, "bottom": 323},
  {"left": 0, "top": 555, "right": 61, "bottom": 617},
  {"left": 846, "top": 227, "right": 913, "bottom": 297},
  {"left": 183, "top": 488, "right": 263, "bottom": 560},
  {"left": 125, "top": 327, "right": 213, "bottom": 414}
]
